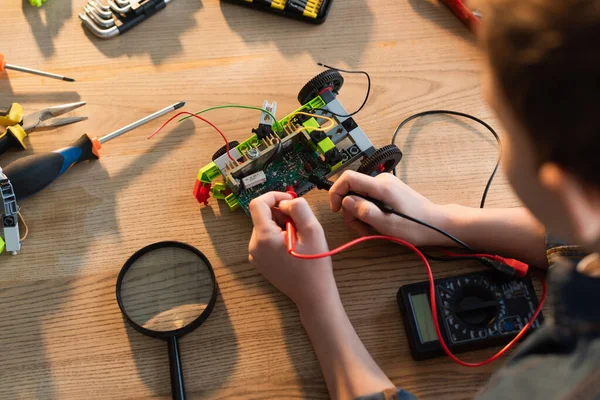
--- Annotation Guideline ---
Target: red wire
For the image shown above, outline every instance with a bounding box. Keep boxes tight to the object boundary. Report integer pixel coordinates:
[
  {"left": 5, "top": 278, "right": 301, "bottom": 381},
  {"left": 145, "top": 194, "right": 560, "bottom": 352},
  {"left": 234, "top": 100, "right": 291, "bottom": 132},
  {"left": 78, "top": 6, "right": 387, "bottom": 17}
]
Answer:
[
  {"left": 288, "top": 232, "right": 547, "bottom": 367},
  {"left": 148, "top": 111, "right": 234, "bottom": 161}
]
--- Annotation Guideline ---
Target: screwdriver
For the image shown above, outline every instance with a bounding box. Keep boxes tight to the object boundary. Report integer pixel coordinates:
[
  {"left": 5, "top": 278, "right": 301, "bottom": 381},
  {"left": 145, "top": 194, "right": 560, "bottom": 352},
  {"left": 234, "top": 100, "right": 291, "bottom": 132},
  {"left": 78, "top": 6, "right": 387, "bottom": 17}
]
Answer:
[
  {"left": 0, "top": 53, "right": 75, "bottom": 82},
  {"left": 3, "top": 101, "right": 186, "bottom": 198}
]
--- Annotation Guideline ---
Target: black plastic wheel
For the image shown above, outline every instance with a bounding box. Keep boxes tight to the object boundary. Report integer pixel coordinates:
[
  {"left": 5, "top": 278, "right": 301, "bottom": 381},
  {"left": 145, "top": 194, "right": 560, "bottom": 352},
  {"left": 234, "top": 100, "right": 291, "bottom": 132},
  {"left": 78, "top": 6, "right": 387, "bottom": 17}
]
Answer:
[
  {"left": 297, "top": 69, "right": 344, "bottom": 105},
  {"left": 357, "top": 144, "right": 403, "bottom": 176},
  {"left": 212, "top": 141, "right": 240, "bottom": 161}
]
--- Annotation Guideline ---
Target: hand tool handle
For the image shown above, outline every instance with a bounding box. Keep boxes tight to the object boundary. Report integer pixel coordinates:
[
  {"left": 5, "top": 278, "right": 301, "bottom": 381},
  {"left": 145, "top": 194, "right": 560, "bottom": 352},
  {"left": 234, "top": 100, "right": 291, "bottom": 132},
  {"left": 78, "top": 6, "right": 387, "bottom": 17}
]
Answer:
[
  {"left": 0, "top": 126, "right": 27, "bottom": 156},
  {"left": 167, "top": 336, "right": 186, "bottom": 400},
  {"left": 440, "top": 0, "right": 479, "bottom": 31},
  {"left": 3, "top": 134, "right": 101, "bottom": 198}
]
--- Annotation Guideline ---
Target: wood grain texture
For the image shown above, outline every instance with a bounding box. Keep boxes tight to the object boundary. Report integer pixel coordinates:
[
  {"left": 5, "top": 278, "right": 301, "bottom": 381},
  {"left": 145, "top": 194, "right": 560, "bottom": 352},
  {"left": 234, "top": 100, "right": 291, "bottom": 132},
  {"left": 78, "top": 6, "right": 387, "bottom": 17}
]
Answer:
[{"left": 0, "top": 0, "right": 538, "bottom": 399}]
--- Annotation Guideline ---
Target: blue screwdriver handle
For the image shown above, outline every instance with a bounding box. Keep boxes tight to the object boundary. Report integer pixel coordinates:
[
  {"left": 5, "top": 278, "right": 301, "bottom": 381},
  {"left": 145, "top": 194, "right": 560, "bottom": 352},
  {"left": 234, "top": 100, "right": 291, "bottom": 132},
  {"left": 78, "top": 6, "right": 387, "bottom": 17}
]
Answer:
[{"left": 3, "top": 134, "right": 99, "bottom": 198}]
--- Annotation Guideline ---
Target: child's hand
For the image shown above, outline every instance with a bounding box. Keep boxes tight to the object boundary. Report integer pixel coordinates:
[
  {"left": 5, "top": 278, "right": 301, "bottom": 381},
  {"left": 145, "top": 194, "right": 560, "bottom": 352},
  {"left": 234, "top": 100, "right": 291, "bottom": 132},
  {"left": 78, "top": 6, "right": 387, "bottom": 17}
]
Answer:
[
  {"left": 248, "top": 192, "right": 338, "bottom": 311},
  {"left": 329, "top": 171, "right": 450, "bottom": 246}
]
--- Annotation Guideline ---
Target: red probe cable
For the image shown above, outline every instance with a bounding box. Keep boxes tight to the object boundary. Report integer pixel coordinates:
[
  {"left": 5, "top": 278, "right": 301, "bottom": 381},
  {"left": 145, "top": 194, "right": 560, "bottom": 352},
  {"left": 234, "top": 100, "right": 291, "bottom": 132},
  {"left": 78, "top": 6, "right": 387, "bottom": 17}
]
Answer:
[
  {"left": 285, "top": 220, "right": 547, "bottom": 367},
  {"left": 148, "top": 111, "right": 235, "bottom": 161}
]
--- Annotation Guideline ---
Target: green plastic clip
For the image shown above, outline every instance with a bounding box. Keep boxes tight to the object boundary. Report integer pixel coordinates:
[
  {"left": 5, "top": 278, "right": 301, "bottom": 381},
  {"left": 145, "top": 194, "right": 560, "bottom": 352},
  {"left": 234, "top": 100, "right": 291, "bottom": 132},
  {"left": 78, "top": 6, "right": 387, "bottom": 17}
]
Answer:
[
  {"left": 225, "top": 193, "right": 240, "bottom": 211},
  {"left": 197, "top": 162, "right": 221, "bottom": 184},
  {"left": 0, "top": 237, "right": 5, "bottom": 254},
  {"left": 211, "top": 182, "right": 228, "bottom": 200},
  {"left": 29, "top": 0, "right": 48, "bottom": 6}
]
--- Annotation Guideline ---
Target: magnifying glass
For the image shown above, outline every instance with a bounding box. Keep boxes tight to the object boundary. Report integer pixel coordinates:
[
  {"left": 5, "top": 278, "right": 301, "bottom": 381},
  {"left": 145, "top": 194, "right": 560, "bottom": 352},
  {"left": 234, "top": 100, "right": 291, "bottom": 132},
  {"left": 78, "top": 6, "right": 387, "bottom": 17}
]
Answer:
[{"left": 116, "top": 241, "right": 217, "bottom": 400}]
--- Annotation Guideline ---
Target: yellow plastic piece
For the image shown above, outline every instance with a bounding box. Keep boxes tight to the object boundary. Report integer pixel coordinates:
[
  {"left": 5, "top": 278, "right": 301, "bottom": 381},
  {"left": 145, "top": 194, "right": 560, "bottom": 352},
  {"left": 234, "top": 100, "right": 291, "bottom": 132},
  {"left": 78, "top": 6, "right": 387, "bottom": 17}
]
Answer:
[
  {"left": 0, "top": 103, "right": 24, "bottom": 126},
  {"left": 211, "top": 182, "right": 228, "bottom": 200},
  {"left": 317, "top": 137, "right": 335, "bottom": 155},
  {"left": 303, "top": 0, "right": 323, "bottom": 18},
  {"left": 197, "top": 162, "right": 221, "bottom": 184},
  {"left": 225, "top": 193, "right": 240, "bottom": 211},
  {"left": 270, "top": 0, "right": 285, "bottom": 10},
  {"left": 0, "top": 236, "right": 4, "bottom": 254},
  {"left": 302, "top": 118, "right": 320, "bottom": 134},
  {"left": 330, "top": 160, "right": 343, "bottom": 172}
]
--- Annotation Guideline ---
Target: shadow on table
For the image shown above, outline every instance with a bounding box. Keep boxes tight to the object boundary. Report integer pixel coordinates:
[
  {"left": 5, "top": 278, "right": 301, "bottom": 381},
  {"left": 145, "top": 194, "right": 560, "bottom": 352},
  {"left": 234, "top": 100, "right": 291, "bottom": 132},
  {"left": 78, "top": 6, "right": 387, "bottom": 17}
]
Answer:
[
  {"left": 82, "top": 0, "right": 203, "bottom": 66},
  {"left": 0, "top": 119, "right": 196, "bottom": 398},
  {"left": 199, "top": 204, "right": 326, "bottom": 397},
  {"left": 407, "top": 0, "right": 476, "bottom": 44},
  {"left": 22, "top": 0, "right": 72, "bottom": 58},
  {"left": 397, "top": 114, "right": 497, "bottom": 184},
  {"left": 0, "top": 71, "right": 81, "bottom": 103},
  {"left": 123, "top": 289, "right": 238, "bottom": 397},
  {"left": 220, "top": 0, "right": 373, "bottom": 67}
]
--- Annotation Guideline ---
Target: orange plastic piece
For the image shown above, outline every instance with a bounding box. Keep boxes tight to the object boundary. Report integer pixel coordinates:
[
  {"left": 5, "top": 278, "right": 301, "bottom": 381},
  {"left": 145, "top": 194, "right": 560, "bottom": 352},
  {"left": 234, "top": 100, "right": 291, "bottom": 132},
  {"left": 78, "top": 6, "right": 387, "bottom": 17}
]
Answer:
[
  {"left": 0, "top": 54, "right": 5, "bottom": 72},
  {"left": 91, "top": 136, "right": 102, "bottom": 158}
]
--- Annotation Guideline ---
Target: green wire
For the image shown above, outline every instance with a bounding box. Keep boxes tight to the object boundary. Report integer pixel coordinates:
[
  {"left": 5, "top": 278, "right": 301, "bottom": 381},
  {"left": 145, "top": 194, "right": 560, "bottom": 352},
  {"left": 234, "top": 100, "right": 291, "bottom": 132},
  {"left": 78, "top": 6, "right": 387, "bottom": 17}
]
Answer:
[{"left": 178, "top": 105, "right": 282, "bottom": 130}]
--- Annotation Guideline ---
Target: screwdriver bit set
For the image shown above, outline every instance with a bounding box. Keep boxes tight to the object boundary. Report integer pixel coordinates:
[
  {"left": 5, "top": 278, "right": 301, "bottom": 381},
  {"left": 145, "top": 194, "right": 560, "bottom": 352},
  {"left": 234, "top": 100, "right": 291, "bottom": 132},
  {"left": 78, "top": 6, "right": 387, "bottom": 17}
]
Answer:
[
  {"left": 223, "top": 0, "right": 333, "bottom": 24},
  {"left": 79, "top": 0, "right": 174, "bottom": 39}
]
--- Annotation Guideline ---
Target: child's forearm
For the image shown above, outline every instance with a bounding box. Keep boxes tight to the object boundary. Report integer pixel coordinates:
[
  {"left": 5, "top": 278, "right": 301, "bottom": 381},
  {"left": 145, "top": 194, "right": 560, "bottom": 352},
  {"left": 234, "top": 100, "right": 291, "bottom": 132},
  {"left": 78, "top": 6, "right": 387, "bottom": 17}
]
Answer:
[
  {"left": 437, "top": 206, "right": 548, "bottom": 267},
  {"left": 299, "top": 295, "right": 394, "bottom": 400}
]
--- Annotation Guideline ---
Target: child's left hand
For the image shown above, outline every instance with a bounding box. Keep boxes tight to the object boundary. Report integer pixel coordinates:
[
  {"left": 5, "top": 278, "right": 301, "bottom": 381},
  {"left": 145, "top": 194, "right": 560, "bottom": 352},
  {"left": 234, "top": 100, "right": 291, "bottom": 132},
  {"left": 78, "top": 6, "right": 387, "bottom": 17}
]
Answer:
[{"left": 248, "top": 192, "right": 339, "bottom": 312}]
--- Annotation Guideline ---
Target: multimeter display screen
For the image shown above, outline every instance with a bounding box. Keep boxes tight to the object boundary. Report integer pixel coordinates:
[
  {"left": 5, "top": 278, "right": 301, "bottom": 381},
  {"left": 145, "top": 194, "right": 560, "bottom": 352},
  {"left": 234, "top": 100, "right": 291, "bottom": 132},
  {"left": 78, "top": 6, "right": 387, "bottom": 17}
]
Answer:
[{"left": 409, "top": 293, "right": 437, "bottom": 343}]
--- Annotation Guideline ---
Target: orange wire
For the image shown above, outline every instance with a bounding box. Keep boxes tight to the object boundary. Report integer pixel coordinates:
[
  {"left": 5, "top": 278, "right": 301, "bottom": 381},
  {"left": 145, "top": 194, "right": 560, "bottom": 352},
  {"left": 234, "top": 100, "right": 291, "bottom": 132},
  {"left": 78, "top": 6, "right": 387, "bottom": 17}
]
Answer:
[
  {"left": 287, "top": 226, "right": 547, "bottom": 367},
  {"left": 148, "top": 111, "right": 234, "bottom": 161}
]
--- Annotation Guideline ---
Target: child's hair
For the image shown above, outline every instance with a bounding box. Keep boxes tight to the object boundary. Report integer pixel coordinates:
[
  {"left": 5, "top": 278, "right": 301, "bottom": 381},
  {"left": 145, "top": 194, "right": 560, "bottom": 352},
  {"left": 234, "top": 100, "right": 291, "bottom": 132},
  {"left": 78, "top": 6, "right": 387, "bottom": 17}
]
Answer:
[{"left": 482, "top": 0, "right": 600, "bottom": 186}]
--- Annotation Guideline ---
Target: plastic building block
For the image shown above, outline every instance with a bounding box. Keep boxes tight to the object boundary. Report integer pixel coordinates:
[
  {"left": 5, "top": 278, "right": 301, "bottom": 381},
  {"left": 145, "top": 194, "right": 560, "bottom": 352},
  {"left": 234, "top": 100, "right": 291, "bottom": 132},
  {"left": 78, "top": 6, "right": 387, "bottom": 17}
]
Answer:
[{"left": 29, "top": 0, "right": 48, "bottom": 6}]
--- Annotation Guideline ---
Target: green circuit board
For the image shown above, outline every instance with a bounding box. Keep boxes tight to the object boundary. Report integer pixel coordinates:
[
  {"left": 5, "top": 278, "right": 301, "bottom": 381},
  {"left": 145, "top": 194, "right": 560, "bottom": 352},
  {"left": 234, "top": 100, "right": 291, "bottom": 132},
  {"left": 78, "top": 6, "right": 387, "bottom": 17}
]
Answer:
[{"left": 236, "top": 147, "right": 330, "bottom": 214}]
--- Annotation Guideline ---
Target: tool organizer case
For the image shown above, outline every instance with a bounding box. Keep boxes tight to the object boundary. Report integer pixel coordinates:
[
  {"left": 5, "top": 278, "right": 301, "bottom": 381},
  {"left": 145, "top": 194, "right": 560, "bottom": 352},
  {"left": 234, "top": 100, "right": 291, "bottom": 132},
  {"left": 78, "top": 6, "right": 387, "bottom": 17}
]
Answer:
[{"left": 222, "top": 0, "right": 333, "bottom": 24}]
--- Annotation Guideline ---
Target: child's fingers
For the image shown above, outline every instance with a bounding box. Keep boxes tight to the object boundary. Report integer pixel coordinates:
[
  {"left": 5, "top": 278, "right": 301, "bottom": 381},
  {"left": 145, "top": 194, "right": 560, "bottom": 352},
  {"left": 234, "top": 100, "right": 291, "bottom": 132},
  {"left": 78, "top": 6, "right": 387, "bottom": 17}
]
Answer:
[
  {"left": 343, "top": 211, "right": 373, "bottom": 236},
  {"left": 278, "top": 198, "right": 323, "bottom": 237},
  {"left": 329, "top": 171, "right": 387, "bottom": 213},
  {"left": 341, "top": 195, "right": 388, "bottom": 233},
  {"left": 249, "top": 192, "right": 293, "bottom": 232}
]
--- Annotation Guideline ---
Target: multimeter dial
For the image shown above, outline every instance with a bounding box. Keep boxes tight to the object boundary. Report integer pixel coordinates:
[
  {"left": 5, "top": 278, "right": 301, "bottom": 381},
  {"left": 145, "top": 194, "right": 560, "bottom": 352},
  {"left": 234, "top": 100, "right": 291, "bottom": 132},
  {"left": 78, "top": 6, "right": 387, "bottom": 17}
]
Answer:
[{"left": 398, "top": 269, "right": 544, "bottom": 361}]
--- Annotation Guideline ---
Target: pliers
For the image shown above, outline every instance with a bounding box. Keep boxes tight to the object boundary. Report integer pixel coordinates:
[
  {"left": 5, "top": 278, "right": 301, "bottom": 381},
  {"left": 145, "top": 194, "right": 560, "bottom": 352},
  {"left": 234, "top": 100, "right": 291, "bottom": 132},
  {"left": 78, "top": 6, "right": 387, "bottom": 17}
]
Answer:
[{"left": 0, "top": 102, "right": 87, "bottom": 157}]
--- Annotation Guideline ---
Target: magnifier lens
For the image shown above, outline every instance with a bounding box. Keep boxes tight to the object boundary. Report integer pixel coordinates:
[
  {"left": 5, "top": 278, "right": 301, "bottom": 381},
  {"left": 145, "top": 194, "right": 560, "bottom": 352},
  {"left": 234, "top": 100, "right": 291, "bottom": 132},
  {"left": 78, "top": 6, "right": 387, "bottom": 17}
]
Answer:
[{"left": 120, "top": 246, "right": 214, "bottom": 333}]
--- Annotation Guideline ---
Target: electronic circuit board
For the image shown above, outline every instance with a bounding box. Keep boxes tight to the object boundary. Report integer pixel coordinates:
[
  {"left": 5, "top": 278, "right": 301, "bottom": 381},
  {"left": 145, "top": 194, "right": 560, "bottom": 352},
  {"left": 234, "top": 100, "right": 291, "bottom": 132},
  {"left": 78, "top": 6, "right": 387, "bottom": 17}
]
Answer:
[
  {"left": 236, "top": 146, "right": 331, "bottom": 213},
  {"left": 193, "top": 69, "right": 403, "bottom": 214}
]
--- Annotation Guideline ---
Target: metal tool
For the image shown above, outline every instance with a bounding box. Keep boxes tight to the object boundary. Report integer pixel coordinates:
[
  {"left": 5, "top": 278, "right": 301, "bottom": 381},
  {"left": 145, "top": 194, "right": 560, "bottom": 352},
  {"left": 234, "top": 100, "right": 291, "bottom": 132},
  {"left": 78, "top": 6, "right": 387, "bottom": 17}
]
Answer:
[
  {"left": 0, "top": 53, "right": 75, "bottom": 82},
  {"left": 2, "top": 101, "right": 185, "bottom": 199},
  {"left": 0, "top": 102, "right": 87, "bottom": 157},
  {"left": 80, "top": 0, "right": 175, "bottom": 39}
]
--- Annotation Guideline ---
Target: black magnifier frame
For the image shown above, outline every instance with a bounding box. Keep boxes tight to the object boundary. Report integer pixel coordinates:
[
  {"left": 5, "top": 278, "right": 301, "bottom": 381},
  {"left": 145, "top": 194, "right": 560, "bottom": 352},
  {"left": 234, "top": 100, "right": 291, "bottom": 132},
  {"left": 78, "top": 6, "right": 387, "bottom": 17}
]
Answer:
[{"left": 116, "top": 241, "right": 218, "bottom": 400}]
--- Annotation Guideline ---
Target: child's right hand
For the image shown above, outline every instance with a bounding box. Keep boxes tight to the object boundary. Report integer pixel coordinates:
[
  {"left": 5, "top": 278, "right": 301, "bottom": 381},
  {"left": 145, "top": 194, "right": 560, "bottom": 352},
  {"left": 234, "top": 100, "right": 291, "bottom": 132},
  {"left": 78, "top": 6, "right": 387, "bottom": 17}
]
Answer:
[{"left": 329, "top": 171, "right": 451, "bottom": 246}]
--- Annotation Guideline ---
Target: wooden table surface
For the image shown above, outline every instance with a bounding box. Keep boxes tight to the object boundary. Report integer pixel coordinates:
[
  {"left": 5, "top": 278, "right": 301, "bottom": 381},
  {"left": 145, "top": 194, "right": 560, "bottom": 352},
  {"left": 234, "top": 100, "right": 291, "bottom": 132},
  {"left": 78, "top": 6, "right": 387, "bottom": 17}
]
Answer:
[{"left": 1, "top": 0, "right": 525, "bottom": 398}]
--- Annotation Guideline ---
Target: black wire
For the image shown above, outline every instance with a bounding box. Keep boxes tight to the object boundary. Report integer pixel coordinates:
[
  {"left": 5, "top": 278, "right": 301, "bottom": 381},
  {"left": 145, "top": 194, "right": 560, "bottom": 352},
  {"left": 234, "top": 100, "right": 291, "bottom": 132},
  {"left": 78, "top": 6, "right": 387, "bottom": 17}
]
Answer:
[
  {"left": 389, "top": 209, "right": 474, "bottom": 252},
  {"left": 391, "top": 110, "right": 501, "bottom": 209},
  {"left": 263, "top": 140, "right": 282, "bottom": 171},
  {"left": 314, "top": 63, "right": 371, "bottom": 118}
]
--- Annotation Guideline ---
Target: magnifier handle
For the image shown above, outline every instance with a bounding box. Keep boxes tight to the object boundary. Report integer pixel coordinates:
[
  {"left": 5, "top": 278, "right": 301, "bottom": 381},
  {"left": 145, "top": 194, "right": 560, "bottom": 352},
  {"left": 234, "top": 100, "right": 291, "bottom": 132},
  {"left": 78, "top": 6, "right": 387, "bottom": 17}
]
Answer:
[{"left": 168, "top": 336, "right": 186, "bottom": 400}]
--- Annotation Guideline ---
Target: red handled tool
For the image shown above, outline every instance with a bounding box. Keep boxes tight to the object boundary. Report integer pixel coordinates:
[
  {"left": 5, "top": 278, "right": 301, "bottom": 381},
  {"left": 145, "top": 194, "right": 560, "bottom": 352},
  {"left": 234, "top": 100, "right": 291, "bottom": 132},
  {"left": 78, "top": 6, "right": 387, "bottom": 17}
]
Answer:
[{"left": 439, "top": 0, "right": 480, "bottom": 32}]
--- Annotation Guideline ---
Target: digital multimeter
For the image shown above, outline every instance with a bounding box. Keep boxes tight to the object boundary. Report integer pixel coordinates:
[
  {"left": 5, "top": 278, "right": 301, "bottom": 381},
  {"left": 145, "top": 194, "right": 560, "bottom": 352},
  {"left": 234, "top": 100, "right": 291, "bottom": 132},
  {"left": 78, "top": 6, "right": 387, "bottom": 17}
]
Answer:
[{"left": 397, "top": 269, "right": 544, "bottom": 361}]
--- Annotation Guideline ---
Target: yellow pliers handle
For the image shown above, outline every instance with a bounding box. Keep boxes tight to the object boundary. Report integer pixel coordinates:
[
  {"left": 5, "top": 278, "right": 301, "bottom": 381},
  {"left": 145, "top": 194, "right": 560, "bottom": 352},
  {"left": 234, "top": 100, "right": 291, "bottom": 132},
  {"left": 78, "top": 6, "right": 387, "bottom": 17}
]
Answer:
[
  {"left": 0, "top": 103, "right": 24, "bottom": 126},
  {"left": 0, "top": 104, "right": 27, "bottom": 151}
]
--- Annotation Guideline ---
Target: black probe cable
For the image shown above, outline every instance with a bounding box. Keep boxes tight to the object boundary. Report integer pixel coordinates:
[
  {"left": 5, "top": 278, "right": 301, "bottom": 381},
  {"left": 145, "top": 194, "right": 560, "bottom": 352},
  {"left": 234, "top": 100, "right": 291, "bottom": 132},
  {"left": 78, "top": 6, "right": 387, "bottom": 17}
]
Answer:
[
  {"left": 391, "top": 110, "right": 501, "bottom": 209},
  {"left": 390, "top": 110, "right": 502, "bottom": 262},
  {"left": 308, "top": 176, "right": 474, "bottom": 251},
  {"left": 314, "top": 63, "right": 371, "bottom": 118}
]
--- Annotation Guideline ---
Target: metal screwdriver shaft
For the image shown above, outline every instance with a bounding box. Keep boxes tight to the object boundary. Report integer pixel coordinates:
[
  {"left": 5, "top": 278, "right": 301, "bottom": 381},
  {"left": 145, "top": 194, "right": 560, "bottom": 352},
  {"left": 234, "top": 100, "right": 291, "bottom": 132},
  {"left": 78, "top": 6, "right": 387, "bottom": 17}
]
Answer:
[
  {"left": 3, "top": 101, "right": 187, "bottom": 198},
  {"left": 3, "top": 63, "right": 76, "bottom": 82},
  {"left": 99, "top": 101, "right": 186, "bottom": 143}
]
